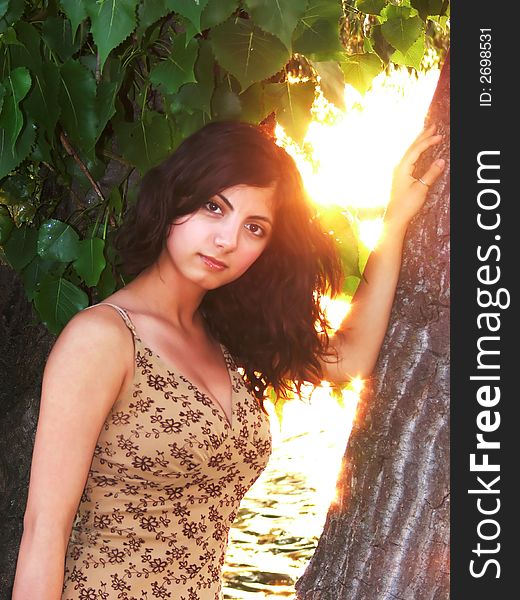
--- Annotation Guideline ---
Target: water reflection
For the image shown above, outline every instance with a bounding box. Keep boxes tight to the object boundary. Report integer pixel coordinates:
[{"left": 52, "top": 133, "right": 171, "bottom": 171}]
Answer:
[{"left": 224, "top": 386, "right": 358, "bottom": 598}]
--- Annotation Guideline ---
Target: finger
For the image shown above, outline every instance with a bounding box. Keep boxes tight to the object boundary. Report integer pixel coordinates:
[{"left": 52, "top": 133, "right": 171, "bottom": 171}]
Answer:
[
  {"left": 402, "top": 134, "right": 443, "bottom": 170},
  {"left": 412, "top": 123, "right": 437, "bottom": 145},
  {"left": 414, "top": 159, "right": 446, "bottom": 188}
]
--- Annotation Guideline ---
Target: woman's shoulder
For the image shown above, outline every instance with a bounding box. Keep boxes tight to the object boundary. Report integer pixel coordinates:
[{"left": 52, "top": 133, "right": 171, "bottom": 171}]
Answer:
[{"left": 51, "top": 301, "right": 135, "bottom": 366}]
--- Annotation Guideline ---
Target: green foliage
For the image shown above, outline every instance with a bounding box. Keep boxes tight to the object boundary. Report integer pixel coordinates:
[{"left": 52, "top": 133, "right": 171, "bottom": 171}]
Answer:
[
  {"left": 210, "top": 17, "right": 290, "bottom": 90},
  {"left": 34, "top": 277, "right": 89, "bottom": 334},
  {"left": 311, "top": 60, "right": 345, "bottom": 109},
  {"left": 317, "top": 205, "right": 361, "bottom": 283},
  {"left": 37, "top": 219, "right": 80, "bottom": 263},
  {"left": 381, "top": 6, "right": 423, "bottom": 54},
  {"left": 0, "top": 67, "right": 31, "bottom": 151},
  {"left": 73, "top": 237, "right": 106, "bottom": 287},
  {"left": 244, "top": 0, "right": 308, "bottom": 50},
  {"left": 341, "top": 53, "right": 383, "bottom": 94},
  {"left": 166, "top": 0, "right": 210, "bottom": 33},
  {"left": 356, "top": 0, "right": 385, "bottom": 16},
  {"left": 293, "top": 0, "right": 344, "bottom": 59},
  {"left": 0, "top": 0, "right": 448, "bottom": 337},
  {"left": 115, "top": 110, "right": 177, "bottom": 174},
  {"left": 58, "top": 60, "right": 98, "bottom": 152},
  {"left": 150, "top": 32, "right": 198, "bottom": 95},
  {"left": 85, "top": 0, "right": 139, "bottom": 69},
  {"left": 264, "top": 81, "right": 315, "bottom": 144},
  {"left": 59, "top": 0, "right": 88, "bottom": 34}
]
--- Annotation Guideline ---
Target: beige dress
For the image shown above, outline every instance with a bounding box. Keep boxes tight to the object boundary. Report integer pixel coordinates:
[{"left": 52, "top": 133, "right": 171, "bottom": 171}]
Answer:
[{"left": 62, "top": 303, "right": 272, "bottom": 600}]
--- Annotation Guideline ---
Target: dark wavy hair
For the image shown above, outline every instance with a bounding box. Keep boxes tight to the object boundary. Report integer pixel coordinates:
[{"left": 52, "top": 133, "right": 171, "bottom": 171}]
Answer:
[{"left": 115, "top": 120, "right": 343, "bottom": 402}]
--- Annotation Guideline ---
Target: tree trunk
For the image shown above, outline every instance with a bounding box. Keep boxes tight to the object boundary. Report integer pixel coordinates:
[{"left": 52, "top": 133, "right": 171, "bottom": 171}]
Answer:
[
  {"left": 0, "top": 264, "right": 55, "bottom": 595},
  {"left": 295, "top": 53, "right": 450, "bottom": 600}
]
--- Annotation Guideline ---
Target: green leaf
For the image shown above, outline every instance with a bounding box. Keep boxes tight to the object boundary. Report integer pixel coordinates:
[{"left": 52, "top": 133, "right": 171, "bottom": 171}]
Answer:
[
  {"left": 343, "top": 274, "right": 361, "bottom": 296},
  {"left": 21, "top": 255, "right": 65, "bottom": 301},
  {"left": 238, "top": 82, "right": 270, "bottom": 124},
  {"left": 356, "top": 0, "right": 385, "bottom": 15},
  {"left": 175, "top": 39, "right": 215, "bottom": 116},
  {"left": 0, "top": 204, "right": 14, "bottom": 244},
  {"left": 391, "top": 33, "right": 425, "bottom": 70},
  {"left": 210, "top": 17, "right": 290, "bottom": 90},
  {"left": 174, "top": 109, "right": 211, "bottom": 139},
  {"left": 0, "top": 83, "right": 4, "bottom": 120},
  {"left": 0, "top": 25, "right": 20, "bottom": 45},
  {"left": 58, "top": 59, "right": 98, "bottom": 151},
  {"left": 211, "top": 84, "right": 242, "bottom": 120},
  {"left": 293, "top": 17, "right": 343, "bottom": 58},
  {"left": 410, "top": 0, "right": 445, "bottom": 21},
  {"left": 311, "top": 60, "right": 345, "bottom": 109},
  {"left": 28, "top": 62, "right": 61, "bottom": 138},
  {"left": 292, "top": 0, "right": 343, "bottom": 59},
  {"left": 0, "top": 171, "right": 37, "bottom": 206},
  {"left": 370, "top": 23, "right": 394, "bottom": 63},
  {"left": 244, "top": 0, "right": 308, "bottom": 50},
  {"left": 0, "top": 0, "right": 24, "bottom": 34},
  {"left": 298, "top": 0, "right": 342, "bottom": 22},
  {"left": 115, "top": 111, "right": 177, "bottom": 174},
  {"left": 85, "top": 0, "right": 139, "bottom": 69},
  {"left": 96, "top": 79, "right": 121, "bottom": 140},
  {"left": 363, "top": 36, "right": 374, "bottom": 54},
  {"left": 34, "top": 277, "right": 89, "bottom": 334},
  {"left": 4, "top": 225, "right": 38, "bottom": 270},
  {"left": 165, "top": 0, "right": 210, "bottom": 33},
  {"left": 37, "top": 218, "right": 80, "bottom": 262},
  {"left": 264, "top": 80, "right": 315, "bottom": 144},
  {"left": 97, "top": 263, "right": 117, "bottom": 299},
  {"left": 150, "top": 32, "right": 198, "bottom": 95},
  {"left": 59, "top": 0, "right": 88, "bottom": 34},
  {"left": 73, "top": 237, "right": 106, "bottom": 286},
  {"left": 107, "top": 186, "right": 123, "bottom": 224},
  {"left": 381, "top": 7, "right": 423, "bottom": 54},
  {"left": 0, "top": 67, "right": 31, "bottom": 150},
  {"left": 136, "top": 0, "right": 171, "bottom": 35},
  {"left": 10, "top": 23, "right": 62, "bottom": 140},
  {"left": 0, "top": 0, "right": 8, "bottom": 20},
  {"left": 0, "top": 117, "right": 35, "bottom": 179},
  {"left": 318, "top": 206, "right": 360, "bottom": 278},
  {"left": 340, "top": 52, "right": 383, "bottom": 94},
  {"left": 200, "top": 0, "right": 239, "bottom": 30},
  {"left": 42, "top": 16, "right": 81, "bottom": 62}
]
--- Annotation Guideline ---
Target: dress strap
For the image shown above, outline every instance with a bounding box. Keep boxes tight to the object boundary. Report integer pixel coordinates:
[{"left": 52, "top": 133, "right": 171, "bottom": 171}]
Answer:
[{"left": 83, "top": 302, "right": 137, "bottom": 336}]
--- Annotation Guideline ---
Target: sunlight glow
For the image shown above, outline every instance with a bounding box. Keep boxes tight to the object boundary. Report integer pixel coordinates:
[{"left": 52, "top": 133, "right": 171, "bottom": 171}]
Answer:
[
  {"left": 277, "top": 65, "right": 440, "bottom": 212},
  {"left": 320, "top": 295, "right": 351, "bottom": 331},
  {"left": 358, "top": 217, "right": 385, "bottom": 250},
  {"left": 263, "top": 63, "right": 439, "bottom": 541}
]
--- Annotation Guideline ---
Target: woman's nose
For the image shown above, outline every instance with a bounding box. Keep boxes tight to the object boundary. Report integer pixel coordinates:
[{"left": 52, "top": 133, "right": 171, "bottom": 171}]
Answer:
[{"left": 214, "top": 222, "right": 239, "bottom": 251}]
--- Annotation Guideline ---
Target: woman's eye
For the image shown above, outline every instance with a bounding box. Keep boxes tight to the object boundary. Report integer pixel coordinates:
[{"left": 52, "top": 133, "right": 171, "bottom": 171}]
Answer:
[
  {"left": 204, "top": 201, "right": 222, "bottom": 214},
  {"left": 246, "top": 223, "right": 265, "bottom": 237}
]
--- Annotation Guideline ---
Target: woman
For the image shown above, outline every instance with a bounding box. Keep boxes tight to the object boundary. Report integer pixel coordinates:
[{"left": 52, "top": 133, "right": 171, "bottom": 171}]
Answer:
[{"left": 12, "top": 120, "right": 444, "bottom": 599}]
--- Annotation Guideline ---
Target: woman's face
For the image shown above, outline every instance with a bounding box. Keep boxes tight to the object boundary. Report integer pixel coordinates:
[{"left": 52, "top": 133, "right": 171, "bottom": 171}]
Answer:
[{"left": 163, "top": 184, "right": 275, "bottom": 290}]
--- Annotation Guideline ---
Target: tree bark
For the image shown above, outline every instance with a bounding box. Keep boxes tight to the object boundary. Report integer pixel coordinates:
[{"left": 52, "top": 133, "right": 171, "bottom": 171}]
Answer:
[
  {"left": 295, "top": 53, "right": 450, "bottom": 600},
  {"left": 0, "top": 264, "right": 55, "bottom": 595}
]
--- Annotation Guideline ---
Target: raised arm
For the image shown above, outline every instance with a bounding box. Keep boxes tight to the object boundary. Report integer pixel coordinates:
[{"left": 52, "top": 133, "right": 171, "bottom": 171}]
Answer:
[
  {"left": 322, "top": 125, "right": 446, "bottom": 384},
  {"left": 12, "top": 307, "right": 133, "bottom": 599}
]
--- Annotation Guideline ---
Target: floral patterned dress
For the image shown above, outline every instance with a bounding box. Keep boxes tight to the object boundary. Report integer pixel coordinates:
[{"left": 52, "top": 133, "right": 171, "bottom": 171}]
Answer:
[{"left": 62, "top": 303, "right": 272, "bottom": 600}]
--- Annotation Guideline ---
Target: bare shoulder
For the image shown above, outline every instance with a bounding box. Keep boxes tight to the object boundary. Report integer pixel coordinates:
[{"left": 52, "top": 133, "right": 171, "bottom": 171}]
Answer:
[{"left": 45, "top": 304, "right": 134, "bottom": 385}]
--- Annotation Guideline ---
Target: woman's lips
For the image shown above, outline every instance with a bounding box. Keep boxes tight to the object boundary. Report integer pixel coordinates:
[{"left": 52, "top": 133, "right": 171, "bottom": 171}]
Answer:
[{"left": 200, "top": 254, "right": 227, "bottom": 270}]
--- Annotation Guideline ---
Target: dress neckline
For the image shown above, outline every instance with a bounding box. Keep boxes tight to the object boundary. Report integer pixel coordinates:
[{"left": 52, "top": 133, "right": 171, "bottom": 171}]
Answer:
[
  {"left": 135, "top": 335, "right": 236, "bottom": 430},
  {"left": 88, "top": 302, "right": 237, "bottom": 429}
]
